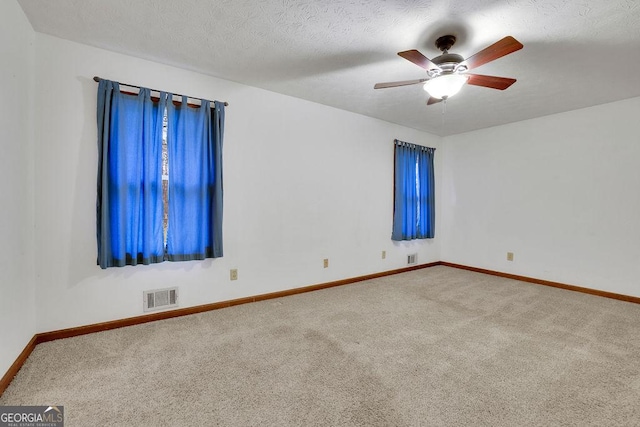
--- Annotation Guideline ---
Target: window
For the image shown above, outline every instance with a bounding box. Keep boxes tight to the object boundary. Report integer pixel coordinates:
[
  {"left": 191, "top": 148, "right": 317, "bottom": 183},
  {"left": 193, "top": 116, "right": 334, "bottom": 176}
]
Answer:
[
  {"left": 96, "top": 79, "right": 225, "bottom": 269},
  {"left": 391, "top": 139, "right": 435, "bottom": 240},
  {"left": 162, "top": 112, "right": 169, "bottom": 244}
]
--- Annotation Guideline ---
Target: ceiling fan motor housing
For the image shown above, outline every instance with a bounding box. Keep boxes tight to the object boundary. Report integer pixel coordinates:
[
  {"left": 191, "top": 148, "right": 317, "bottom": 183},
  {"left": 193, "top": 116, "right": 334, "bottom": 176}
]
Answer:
[
  {"left": 430, "top": 53, "right": 465, "bottom": 76},
  {"left": 429, "top": 34, "right": 467, "bottom": 76}
]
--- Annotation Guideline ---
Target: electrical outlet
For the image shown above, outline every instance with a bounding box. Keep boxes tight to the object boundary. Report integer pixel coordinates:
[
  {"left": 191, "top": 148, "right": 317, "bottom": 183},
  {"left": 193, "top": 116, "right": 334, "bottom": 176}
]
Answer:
[
  {"left": 507, "top": 252, "right": 514, "bottom": 261},
  {"left": 230, "top": 269, "right": 238, "bottom": 280},
  {"left": 382, "top": 251, "right": 386, "bottom": 259},
  {"left": 323, "top": 258, "right": 329, "bottom": 268}
]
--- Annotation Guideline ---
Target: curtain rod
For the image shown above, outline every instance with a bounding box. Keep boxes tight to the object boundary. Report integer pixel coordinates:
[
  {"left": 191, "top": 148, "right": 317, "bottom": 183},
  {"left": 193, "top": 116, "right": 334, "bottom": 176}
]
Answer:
[{"left": 93, "top": 76, "right": 229, "bottom": 107}]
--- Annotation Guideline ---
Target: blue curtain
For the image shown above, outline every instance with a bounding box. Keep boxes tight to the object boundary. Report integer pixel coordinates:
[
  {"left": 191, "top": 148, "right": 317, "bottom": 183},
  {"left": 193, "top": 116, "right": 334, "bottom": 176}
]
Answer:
[
  {"left": 392, "top": 140, "right": 435, "bottom": 240},
  {"left": 96, "top": 80, "right": 167, "bottom": 268},
  {"left": 166, "top": 97, "right": 225, "bottom": 260}
]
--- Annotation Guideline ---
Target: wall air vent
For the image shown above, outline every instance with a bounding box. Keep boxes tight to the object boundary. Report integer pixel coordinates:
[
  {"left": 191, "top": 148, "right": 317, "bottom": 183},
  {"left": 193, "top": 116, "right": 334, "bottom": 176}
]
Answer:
[
  {"left": 143, "top": 287, "right": 178, "bottom": 312},
  {"left": 407, "top": 253, "right": 417, "bottom": 265}
]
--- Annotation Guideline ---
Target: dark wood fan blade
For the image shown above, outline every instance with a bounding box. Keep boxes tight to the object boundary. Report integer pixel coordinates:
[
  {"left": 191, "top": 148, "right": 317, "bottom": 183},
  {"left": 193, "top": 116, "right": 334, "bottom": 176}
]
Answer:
[
  {"left": 398, "top": 50, "right": 440, "bottom": 70},
  {"left": 461, "top": 36, "right": 523, "bottom": 70},
  {"left": 467, "top": 74, "right": 517, "bottom": 90},
  {"left": 374, "top": 78, "right": 428, "bottom": 89},
  {"left": 426, "top": 97, "right": 442, "bottom": 106}
]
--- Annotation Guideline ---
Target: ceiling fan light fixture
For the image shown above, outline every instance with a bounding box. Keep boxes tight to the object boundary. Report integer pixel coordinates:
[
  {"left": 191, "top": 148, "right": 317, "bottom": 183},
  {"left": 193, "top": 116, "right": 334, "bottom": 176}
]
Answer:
[{"left": 423, "top": 74, "right": 469, "bottom": 99}]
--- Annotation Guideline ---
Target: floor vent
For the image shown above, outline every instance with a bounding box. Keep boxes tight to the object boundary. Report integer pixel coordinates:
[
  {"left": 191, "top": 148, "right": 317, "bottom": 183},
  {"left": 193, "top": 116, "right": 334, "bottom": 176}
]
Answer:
[
  {"left": 143, "top": 287, "right": 178, "bottom": 312},
  {"left": 407, "top": 253, "right": 418, "bottom": 265}
]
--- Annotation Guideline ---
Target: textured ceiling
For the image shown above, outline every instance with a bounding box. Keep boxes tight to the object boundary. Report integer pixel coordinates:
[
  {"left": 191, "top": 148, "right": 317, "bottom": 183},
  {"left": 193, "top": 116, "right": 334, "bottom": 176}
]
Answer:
[{"left": 18, "top": 0, "right": 640, "bottom": 136}]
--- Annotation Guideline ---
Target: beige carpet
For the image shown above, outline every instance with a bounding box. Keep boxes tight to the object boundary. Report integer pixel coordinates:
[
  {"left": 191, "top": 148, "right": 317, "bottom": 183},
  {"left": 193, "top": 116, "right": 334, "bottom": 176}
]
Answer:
[{"left": 2, "top": 266, "right": 640, "bottom": 426}]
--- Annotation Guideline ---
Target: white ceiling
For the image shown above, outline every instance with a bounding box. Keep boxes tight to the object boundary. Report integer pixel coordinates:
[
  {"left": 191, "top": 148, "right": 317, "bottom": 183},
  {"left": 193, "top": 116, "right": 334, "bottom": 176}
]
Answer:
[{"left": 18, "top": 0, "right": 640, "bottom": 136}]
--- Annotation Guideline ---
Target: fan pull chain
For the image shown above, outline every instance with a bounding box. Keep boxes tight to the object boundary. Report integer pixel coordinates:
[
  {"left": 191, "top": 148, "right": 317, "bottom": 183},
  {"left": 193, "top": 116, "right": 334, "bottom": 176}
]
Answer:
[{"left": 441, "top": 97, "right": 447, "bottom": 131}]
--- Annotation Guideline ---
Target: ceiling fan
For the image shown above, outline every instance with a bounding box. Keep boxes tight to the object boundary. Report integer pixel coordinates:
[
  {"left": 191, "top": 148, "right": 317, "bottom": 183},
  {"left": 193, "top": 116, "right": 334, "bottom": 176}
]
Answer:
[{"left": 374, "top": 35, "right": 523, "bottom": 105}]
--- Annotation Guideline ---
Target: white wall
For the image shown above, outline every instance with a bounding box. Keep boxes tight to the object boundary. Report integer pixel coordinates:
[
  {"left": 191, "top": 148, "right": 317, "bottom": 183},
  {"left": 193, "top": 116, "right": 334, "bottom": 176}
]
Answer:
[
  {"left": 0, "top": 1, "right": 36, "bottom": 376},
  {"left": 32, "top": 34, "right": 442, "bottom": 332},
  {"left": 441, "top": 97, "right": 640, "bottom": 297}
]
